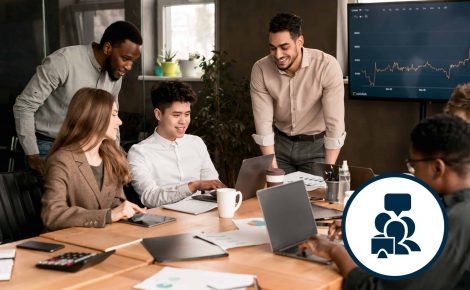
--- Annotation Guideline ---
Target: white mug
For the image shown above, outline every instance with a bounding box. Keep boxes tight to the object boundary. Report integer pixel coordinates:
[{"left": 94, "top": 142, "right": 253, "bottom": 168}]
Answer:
[{"left": 217, "top": 188, "right": 243, "bottom": 218}]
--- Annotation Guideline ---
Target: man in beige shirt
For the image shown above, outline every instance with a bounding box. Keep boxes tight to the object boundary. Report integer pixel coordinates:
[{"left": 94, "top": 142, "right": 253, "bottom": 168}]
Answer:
[{"left": 251, "top": 12, "right": 346, "bottom": 174}]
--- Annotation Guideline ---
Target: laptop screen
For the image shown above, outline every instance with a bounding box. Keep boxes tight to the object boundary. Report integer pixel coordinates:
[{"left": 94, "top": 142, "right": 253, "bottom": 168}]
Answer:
[{"left": 257, "top": 180, "right": 318, "bottom": 252}]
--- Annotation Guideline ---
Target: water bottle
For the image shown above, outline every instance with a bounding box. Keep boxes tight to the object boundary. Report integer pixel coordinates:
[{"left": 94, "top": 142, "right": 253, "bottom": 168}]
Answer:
[{"left": 338, "top": 160, "right": 351, "bottom": 204}]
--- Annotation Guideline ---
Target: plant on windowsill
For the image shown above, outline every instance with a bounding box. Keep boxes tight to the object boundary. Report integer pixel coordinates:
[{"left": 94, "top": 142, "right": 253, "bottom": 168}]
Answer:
[
  {"left": 158, "top": 48, "right": 179, "bottom": 77},
  {"left": 179, "top": 52, "right": 202, "bottom": 78},
  {"left": 188, "top": 51, "right": 257, "bottom": 186}
]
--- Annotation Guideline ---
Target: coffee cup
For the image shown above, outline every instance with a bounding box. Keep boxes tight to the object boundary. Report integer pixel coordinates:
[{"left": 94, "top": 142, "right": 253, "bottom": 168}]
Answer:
[
  {"left": 266, "top": 168, "right": 285, "bottom": 187},
  {"left": 217, "top": 188, "right": 243, "bottom": 218}
]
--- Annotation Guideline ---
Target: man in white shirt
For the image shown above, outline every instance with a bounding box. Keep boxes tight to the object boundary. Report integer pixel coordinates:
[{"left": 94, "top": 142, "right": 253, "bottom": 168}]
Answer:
[{"left": 128, "top": 81, "right": 225, "bottom": 208}]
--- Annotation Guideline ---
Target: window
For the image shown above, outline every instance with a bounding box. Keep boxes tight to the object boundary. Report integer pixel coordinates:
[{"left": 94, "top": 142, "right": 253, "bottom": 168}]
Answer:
[{"left": 157, "top": 0, "right": 216, "bottom": 61}]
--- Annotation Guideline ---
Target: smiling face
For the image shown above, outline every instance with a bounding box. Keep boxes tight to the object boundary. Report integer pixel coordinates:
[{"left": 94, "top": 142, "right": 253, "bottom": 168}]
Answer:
[
  {"left": 269, "top": 30, "right": 303, "bottom": 73},
  {"left": 105, "top": 102, "right": 122, "bottom": 140},
  {"left": 155, "top": 101, "right": 191, "bottom": 141},
  {"left": 104, "top": 39, "right": 141, "bottom": 80}
]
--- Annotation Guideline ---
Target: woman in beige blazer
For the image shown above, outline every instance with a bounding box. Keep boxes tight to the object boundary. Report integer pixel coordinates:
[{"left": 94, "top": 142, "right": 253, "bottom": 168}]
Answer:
[{"left": 41, "top": 88, "right": 145, "bottom": 230}]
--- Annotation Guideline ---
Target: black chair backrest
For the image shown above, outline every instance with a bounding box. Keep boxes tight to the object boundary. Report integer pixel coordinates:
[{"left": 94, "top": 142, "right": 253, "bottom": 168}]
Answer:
[
  {"left": 123, "top": 183, "right": 145, "bottom": 208},
  {"left": 0, "top": 171, "right": 44, "bottom": 244}
]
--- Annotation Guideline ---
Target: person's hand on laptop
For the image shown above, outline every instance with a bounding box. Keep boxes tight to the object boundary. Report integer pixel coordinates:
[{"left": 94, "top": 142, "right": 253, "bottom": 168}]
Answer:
[
  {"left": 299, "top": 235, "right": 338, "bottom": 260},
  {"left": 328, "top": 220, "right": 342, "bottom": 241},
  {"left": 188, "top": 180, "right": 226, "bottom": 193},
  {"left": 300, "top": 235, "right": 357, "bottom": 278}
]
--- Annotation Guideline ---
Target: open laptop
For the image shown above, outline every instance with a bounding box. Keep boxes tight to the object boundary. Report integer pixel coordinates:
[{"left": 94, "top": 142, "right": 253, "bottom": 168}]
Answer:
[
  {"left": 257, "top": 180, "right": 331, "bottom": 265},
  {"left": 193, "top": 154, "right": 274, "bottom": 202},
  {"left": 313, "top": 162, "right": 376, "bottom": 190}
]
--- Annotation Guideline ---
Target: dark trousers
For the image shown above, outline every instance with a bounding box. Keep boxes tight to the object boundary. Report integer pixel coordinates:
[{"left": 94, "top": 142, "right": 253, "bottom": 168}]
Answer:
[{"left": 274, "top": 132, "right": 325, "bottom": 175}]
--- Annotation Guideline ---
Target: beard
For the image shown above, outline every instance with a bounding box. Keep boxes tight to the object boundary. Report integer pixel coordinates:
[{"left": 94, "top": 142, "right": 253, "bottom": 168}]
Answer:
[{"left": 104, "top": 57, "right": 119, "bottom": 81}]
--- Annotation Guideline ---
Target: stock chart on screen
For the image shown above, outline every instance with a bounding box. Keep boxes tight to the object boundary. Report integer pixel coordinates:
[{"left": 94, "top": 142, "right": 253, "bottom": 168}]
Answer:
[{"left": 348, "top": 1, "right": 470, "bottom": 101}]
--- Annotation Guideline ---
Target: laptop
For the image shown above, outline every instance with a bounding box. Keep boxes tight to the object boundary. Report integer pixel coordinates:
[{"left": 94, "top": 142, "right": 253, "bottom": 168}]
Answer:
[
  {"left": 257, "top": 180, "right": 331, "bottom": 265},
  {"left": 313, "top": 162, "right": 376, "bottom": 189},
  {"left": 235, "top": 154, "right": 274, "bottom": 200},
  {"left": 193, "top": 154, "right": 274, "bottom": 202}
]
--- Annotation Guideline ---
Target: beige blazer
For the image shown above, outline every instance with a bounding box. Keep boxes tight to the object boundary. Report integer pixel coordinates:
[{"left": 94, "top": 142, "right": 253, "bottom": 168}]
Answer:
[{"left": 41, "top": 148, "right": 125, "bottom": 231}]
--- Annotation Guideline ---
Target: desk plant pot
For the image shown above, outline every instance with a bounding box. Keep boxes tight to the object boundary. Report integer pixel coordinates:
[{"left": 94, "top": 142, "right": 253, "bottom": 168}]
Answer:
[
  {"left": 161, "top": 62, "right": 179, "bottom": 77},
  {"left": 179, "top": 59, "right": 201, "bottom": 77}
]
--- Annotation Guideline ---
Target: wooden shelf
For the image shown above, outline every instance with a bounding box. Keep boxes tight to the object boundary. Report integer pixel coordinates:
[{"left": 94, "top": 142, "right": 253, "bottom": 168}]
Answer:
[{"left": 137, "top": 75, "right": 202, "bottom": 82}]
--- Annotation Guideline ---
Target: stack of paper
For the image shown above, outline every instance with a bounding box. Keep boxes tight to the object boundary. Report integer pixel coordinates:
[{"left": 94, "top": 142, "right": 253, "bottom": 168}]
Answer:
[
  {"left": 0, "top": 249, "right": 15, "bottom": 281},
  {"left": 134, "top": 266, "right": 256, "bottom": 290},
  {"left": 284, "top": 171, "right": 327, "bottom": 191},
  {"left": 196, "top": 218, "right": 269, "bottom": 250}
]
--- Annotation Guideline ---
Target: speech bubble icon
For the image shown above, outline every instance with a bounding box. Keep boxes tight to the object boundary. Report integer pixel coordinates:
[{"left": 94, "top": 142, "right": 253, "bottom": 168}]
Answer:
[{"left": 384, "top": 193, "right": 411, "bottom": 216}]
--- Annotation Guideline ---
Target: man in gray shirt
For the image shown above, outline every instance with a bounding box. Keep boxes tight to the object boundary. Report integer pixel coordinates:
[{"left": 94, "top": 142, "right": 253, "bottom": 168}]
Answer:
[{"left": 13, "top": 21, "right": 142, "bottom": 175}]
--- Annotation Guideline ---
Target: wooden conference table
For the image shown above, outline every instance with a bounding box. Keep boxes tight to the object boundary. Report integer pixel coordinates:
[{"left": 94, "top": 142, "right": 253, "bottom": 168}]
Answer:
[{"left": 1, "top": 195, "right": 343, "bottom": 290}]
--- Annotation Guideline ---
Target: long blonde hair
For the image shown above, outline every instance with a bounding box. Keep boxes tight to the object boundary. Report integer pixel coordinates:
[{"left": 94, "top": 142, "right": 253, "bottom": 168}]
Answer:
[{"left": 49, "top": 87, "right": 130, "bottom": 185}]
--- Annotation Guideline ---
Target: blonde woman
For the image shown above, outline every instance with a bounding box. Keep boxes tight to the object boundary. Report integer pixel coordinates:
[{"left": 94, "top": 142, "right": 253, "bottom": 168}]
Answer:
[{"left": 41, "top": 87, "right": 145, "bottom": 230}]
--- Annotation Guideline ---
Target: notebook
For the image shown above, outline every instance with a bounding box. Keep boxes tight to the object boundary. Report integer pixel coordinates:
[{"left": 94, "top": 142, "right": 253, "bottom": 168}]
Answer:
[
  {"left": 142, "top": 233, "right": 228, "bottom": 262},
  {"left": 162, "top": 198, "right": 218, "bottom": 215},
  {"left": 0, "top": 249, "right": 15, "bottom": 281},
  {"left": 257, "top": 181, "right": 331, "bottom": 265}
]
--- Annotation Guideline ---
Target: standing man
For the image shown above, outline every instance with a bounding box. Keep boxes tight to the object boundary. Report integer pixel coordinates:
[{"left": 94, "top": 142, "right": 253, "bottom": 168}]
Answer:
[
  {"left": 250, "top": 12, "right": 346, "bottom": 174},
  {"left": 13, "top": 21, "right": 142, "bottom": 175}
]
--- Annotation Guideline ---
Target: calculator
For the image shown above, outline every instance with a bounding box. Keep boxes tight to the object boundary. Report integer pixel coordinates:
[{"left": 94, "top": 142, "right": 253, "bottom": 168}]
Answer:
[{"left": 36, "top": 250, "right": 115, "bottom": 272}]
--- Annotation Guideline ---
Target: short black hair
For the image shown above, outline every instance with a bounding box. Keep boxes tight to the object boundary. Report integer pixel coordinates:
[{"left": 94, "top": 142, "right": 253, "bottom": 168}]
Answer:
[
  {"left": 98, "top": 21, "right": 143, "bottom": 49},
  {"left": 269, "top": 13, "right": 303, "bottom": 39},
  {"left": 411, "top": 113, "right": 470, "bottom": 175},
  {"left": 151, "top": 81, "right": 198, "bottom": 112}
]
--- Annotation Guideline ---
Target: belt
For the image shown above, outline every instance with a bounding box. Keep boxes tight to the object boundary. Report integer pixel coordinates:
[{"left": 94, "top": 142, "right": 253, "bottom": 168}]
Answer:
[
  {"left": 36, "top": 132, "right": 55, "bottom": 142},
  {"left": 274, "top": 127, "right": 325, "bottom": 142}
]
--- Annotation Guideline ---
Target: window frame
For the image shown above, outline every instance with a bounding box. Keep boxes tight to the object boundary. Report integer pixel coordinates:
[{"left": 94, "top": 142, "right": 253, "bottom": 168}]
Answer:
[{"left": 156, "top": 0, "right": 219, "bottom": 60}]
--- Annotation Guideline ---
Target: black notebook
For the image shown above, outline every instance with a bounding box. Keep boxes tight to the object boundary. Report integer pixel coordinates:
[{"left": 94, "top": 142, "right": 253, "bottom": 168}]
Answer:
[{"left": 142, "top": 233, "right": 228, "bottom": 262}]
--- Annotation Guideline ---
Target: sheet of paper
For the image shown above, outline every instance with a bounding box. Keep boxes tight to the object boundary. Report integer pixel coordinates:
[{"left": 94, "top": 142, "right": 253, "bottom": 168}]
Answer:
[
  {"left": 284, "top": 171, "right": 327, "bottom": 191},
  {"left": 196, "top": 218, "right": 269, "bottom": 250},
  {"left": 134, "top": 266, "right": 255, "bottom": 290},
  {"left": 0, "top": 259, "right": 14, "bottom": 281},
  {"left": 232, "top": 218, "right": 267, "bottom": 231},
  {"left": 0, "top": 249, "right": 15, "bottom": 259}
]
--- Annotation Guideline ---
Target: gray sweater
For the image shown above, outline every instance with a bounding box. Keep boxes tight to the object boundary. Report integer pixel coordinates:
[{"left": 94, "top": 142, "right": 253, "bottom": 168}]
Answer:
[{"left": 13, "top": 43, "right": 121, "bottom": 155}]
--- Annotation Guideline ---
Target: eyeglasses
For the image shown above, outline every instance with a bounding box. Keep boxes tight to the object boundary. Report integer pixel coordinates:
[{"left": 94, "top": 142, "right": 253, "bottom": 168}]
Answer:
[{"left": 405, "top": 157, "right": 436, "bottom": 174}]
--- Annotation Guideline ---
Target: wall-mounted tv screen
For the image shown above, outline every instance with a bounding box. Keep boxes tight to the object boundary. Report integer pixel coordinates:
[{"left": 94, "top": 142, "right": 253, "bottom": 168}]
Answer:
[{"left": 348, "top": 0, "right": 470, "bottom": 101}]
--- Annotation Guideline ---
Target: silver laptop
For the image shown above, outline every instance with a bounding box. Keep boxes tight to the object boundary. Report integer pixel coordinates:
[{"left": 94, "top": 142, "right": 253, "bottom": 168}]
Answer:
[
  {"left": 235, "top": 154, "right": 274, "bottom": 200},
  {"left": 192, "top": 154, "right": 274, "bottom": 202},
  {"left": 257, "top": 180, "right": 331, "bottom": 264}
]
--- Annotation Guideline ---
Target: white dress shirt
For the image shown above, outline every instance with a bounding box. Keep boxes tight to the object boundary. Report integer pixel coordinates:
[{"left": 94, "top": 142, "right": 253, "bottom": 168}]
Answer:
[{"left": 127, "top": 131, "right": 218, "bottom": 208}]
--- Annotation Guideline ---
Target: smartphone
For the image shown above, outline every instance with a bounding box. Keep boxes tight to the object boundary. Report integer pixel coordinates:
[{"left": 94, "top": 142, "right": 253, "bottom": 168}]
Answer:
[
  {"left": 17, "top": 241, "right": 65, "bottom": 253},
  {"left": 121, "top": 213, "right": 176, "bottom": 228}
]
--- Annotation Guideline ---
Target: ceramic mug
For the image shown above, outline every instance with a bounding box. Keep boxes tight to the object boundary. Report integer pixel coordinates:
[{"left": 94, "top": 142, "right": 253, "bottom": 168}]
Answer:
[{"left": 217, "top": 188, "right": 243, "bottom": 218}]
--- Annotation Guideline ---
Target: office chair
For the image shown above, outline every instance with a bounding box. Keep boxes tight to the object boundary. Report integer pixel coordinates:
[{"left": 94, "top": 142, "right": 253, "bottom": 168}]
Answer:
[
  {"left": 123, "top": 183, "right": 145, "bottom": 208},
  {"left": 0, "top": 171, "right": 44, "bottom": 244}
]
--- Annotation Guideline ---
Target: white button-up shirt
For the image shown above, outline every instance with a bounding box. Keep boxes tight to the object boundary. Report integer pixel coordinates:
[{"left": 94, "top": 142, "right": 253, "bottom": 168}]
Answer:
[{"left": 128, "top": 131, "right": 218, "bottom": 208}]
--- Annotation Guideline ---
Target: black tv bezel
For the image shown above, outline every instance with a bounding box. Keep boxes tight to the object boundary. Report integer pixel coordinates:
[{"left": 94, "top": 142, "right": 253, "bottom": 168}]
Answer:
[{"left": 347, "top": 0, "right": 470, "bottom": 102}]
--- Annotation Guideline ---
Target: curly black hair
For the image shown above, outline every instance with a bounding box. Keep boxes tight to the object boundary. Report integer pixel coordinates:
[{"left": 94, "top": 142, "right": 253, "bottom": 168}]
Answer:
[
  {"left": 151, "top": 81, "right": 198, "bottom": 112},
  {"left": 411, "top": 113, "right": 470, "bottom": 175},
  {"left": 98, "top": 21, "right": 142, "bottom": 48},
  {"left": 269, "top": 13, "right": 303, "bottom": 39}
]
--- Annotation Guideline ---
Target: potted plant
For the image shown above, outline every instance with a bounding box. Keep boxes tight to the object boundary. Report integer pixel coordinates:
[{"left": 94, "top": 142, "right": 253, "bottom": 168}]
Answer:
[
  {"left": 179, "top": 52, "right": 202, "bottom": 78},
  {"left": 189, "top": 51, "right": 257, "bottom": 186},
  {"left": 159, "top": 48, "right": 178, "bottom": 77}
]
